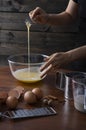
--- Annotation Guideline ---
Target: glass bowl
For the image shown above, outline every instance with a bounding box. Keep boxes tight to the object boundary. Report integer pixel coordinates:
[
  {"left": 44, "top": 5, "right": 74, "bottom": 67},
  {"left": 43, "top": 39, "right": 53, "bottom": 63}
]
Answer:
[{"left": 8, "top": 53, "right": 48, "bottom": 83}]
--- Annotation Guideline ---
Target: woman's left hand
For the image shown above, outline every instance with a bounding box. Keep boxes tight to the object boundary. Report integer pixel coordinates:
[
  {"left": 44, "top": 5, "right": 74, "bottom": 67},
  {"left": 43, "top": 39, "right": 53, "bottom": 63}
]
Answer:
[{"left": 40, "top": 52, "right": 71, "bottom": 78}]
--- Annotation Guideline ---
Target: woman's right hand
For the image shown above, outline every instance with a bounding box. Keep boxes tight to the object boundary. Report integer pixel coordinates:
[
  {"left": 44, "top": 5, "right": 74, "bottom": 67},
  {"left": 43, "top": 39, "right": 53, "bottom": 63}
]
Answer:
[{"left": 29, "top": 7, "right": 49, "bottom": 24}]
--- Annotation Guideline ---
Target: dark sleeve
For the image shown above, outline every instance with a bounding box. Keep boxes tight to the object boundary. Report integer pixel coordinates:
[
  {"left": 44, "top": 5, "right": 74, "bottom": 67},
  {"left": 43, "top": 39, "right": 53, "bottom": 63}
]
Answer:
[{"left": 73, "top": 0, "right": 78, "bottom": 3}]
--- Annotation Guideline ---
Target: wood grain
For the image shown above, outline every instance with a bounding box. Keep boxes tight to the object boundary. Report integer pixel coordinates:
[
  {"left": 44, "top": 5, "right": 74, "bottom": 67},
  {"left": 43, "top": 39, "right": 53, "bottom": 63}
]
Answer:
[
  {"left": 0, "top": 0, "right": 80, "bottom": 66},
  {"left": 0, "top": 66, "right": 86, "bottom": 130}
]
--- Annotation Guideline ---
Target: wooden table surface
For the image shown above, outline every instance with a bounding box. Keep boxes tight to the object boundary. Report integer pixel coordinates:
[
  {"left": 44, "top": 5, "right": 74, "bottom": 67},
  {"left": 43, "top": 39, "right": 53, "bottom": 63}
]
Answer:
[{"left": 0, "top": 66, "right": 86, "bottom": 130}]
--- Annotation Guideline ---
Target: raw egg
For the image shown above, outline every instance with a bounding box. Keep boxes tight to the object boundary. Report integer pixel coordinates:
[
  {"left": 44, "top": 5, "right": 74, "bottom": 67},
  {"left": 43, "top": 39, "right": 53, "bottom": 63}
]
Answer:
[
  {"left": 6, "top": 96, "right": 18, "bottom": 109},
  {"left": 32, "top": 88, "right": 43, "bottom": 100},
  {"left": 24, "top": 91, "right": 37, "bottom": 104}
]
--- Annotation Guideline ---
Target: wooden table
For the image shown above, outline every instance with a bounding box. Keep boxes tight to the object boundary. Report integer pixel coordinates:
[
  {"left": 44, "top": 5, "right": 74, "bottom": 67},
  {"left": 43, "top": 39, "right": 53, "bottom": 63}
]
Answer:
[{"left": 0, "top": 67, "right": 86, "bottom": 130}]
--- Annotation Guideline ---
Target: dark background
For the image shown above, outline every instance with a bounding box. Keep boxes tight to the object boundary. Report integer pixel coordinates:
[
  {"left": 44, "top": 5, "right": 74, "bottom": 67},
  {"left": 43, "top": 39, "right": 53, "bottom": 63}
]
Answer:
[{"left": 0, "top": 0, "right": 79, "bottom": 65}]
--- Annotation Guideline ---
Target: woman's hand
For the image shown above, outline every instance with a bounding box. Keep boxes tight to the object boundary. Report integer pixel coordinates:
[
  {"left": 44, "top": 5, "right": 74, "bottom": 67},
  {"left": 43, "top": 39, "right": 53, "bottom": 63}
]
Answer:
[
  {"left": 40, "top": 52, "right": 71, "bottom": 78},
  {"left": 29, "top": 7, "right": 49, "bottom": 24}
]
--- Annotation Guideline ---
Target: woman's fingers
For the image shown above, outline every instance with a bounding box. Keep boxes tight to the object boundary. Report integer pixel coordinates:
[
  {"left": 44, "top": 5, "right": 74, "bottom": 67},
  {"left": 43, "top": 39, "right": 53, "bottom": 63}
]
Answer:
[
  {"left": 40, "top": 60, "right": 52, "bottom": 71},
  {"left": 29, "top": 7, "right": 44, "bottom": 22},
  {"left": 40, "top": 53, "right": 57, "bottom": 71},
  {"left": 40, "top": 64, "right": 52, "bottom": 78},
  {"left": 40, "top": 52, "right": 68, "bottom": 77}
]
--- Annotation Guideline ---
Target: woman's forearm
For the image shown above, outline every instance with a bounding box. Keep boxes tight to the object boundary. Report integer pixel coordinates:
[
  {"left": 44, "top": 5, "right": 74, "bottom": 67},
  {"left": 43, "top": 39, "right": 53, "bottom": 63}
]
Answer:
[
  {"left": 47, "top": 12, "right": 74, "bottom": 26},
  {"left": 46, "top": 0, "right": 78, "bottom": 26},
  {"left": 66, "top": 45, "right": 86, "bottom": 62}
]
